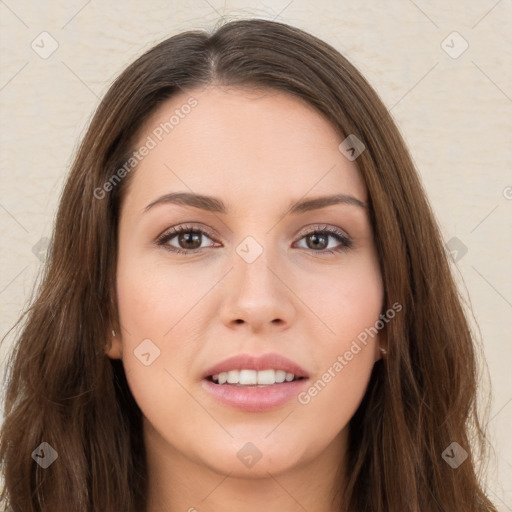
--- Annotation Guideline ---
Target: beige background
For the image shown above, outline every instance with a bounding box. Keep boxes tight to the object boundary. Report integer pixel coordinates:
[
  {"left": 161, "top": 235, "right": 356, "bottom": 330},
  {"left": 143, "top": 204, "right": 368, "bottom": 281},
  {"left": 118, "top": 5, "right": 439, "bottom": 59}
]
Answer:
[{"left": 0, "top": 0, "right": 511, "bottom": 508}]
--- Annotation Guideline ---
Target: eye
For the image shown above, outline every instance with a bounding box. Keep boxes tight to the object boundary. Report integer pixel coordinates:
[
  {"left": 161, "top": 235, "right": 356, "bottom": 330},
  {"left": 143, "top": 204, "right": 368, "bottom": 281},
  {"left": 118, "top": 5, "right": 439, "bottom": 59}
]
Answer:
[
  {"left": 294, "top": 224, "right": 353, "bottom": 255},
  {"left": 155, "top": 224, "right": 219, "bottom": 254}
]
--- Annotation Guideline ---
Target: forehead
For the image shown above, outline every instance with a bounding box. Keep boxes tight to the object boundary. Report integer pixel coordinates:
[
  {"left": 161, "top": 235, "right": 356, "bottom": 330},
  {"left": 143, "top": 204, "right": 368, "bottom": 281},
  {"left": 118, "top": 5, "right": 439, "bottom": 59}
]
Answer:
[{"left": 125, "top": 85, "right": 367, "bottom": 213}]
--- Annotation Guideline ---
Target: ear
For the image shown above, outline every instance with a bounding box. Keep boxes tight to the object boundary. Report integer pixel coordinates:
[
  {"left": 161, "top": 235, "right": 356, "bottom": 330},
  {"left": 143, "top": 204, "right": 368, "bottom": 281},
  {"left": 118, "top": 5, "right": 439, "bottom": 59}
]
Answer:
[
  {"left": 105, "top": 329, "right": 123, "bottom": 359},
  {"left": 374, "top": 327, "right": 387, "bottom": 363}
]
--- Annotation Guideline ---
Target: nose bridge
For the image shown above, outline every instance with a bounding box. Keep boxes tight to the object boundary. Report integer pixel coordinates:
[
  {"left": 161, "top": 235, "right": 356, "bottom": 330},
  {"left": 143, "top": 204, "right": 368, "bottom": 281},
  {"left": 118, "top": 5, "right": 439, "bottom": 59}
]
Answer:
[
  {"left": 219, "top": 233, "right": 295, "bottom": 329},
  {"left": 233, "top": 234, "right": 281, "bottom": 300}
]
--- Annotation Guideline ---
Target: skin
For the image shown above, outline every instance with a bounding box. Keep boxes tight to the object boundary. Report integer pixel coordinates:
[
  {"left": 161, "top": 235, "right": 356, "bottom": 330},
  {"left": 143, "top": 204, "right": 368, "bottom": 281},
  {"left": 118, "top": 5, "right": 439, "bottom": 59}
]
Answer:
[{"left": 106, "top": 85, "right": 384, "bottom": 512}]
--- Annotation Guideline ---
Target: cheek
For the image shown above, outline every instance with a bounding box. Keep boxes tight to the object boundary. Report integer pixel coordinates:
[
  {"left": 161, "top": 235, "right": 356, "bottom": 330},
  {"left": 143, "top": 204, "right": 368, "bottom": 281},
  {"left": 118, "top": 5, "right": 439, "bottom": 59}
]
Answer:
[
  {"left": 115, "top": 256, "right": 208, "bottom": 443},
  {"left": 296, "top": 254, "right": 383, "bottom": 426},
  {"left": 295, "top": 348, "right": 375, "bottom": 455},
  {"left": 296, "top": 304, "right": 381, "bottom": 448},
  {"left": 302, "top": 251, "right": 384, "bottom": 343},
  {"left": 116, "top": 251, "right": 203, "bottom": 339}
]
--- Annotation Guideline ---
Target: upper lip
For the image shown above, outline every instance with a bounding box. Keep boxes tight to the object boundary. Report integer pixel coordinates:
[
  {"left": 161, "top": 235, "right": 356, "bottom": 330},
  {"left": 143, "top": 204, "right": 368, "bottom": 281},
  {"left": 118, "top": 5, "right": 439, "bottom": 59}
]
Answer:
[{"left": 201, "top": 353, "right": 309, "bottom": 380}]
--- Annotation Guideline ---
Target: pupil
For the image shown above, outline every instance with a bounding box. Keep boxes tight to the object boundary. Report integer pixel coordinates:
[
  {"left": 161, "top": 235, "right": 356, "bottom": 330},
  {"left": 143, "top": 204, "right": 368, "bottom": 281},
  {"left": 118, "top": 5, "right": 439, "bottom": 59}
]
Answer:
[
  {"left": 180, "top": 231, "right": 201, "bottom": 249},
  {"left": 308, "top": 233, "right": 327, "bottom": 250}
]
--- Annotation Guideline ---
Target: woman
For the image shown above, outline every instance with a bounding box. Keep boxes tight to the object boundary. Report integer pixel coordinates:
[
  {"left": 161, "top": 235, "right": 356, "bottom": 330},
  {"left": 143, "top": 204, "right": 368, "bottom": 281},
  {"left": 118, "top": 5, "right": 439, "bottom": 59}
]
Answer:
[{"left": 0, "top": 18, "right": 497, "bottom": 512}]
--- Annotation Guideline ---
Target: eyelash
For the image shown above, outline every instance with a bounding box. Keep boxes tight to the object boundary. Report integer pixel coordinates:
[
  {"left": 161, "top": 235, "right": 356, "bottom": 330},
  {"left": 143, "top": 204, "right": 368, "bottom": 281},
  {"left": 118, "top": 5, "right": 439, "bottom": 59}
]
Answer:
[{"left": 155, "top": 224, "right": 353, "bottom": 256}]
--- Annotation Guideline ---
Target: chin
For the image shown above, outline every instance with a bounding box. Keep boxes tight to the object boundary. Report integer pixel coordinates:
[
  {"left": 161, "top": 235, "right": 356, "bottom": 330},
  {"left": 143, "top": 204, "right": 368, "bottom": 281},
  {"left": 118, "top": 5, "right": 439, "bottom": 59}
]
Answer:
[{"left": 196, "top": 432, "right": 312, "bottom": 478}]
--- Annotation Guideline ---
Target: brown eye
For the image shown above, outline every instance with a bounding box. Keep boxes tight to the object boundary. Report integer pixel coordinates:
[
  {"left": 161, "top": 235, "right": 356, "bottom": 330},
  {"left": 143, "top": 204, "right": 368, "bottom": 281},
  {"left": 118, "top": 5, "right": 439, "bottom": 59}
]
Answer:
[
  {"left": 295, "top": 226, "right": 352, "bottom": 255},
  {"left": 156, "top": 225, "right": 218, "bottom": 254},
  {"left": 304, "top": 232, "right": 329, "bottom": 250},
  {"left": 177, "top": 231, "right": 203, "bottom": 250}
]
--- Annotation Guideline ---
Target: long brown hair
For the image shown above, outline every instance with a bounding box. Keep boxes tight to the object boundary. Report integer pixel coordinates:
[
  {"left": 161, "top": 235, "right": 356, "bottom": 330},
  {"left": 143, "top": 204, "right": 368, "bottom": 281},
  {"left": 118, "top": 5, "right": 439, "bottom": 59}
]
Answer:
[{"left": 0, "top": 18, "right": 497, "bottom": 512}]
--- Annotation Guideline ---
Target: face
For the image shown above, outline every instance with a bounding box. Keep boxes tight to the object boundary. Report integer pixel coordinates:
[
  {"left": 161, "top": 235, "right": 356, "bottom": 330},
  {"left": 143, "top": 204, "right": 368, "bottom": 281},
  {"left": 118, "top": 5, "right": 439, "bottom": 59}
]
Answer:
[{"left": 107, "top": 85, "right": 384, "bottom": 479}]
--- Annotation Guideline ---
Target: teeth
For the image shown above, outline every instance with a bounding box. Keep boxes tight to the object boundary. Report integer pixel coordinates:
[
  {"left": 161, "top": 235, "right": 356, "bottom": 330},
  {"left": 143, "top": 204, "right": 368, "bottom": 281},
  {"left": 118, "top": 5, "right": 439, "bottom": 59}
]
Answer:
[
  {"left": 227, "top": 370, "right": 239, "bottom": 384},
  {"left": 256, "top": 369, "right": 274, "bottom": 385},
  {"left": 210, "top": 369, "right": 300, "bottom": 385},
  {"left": 275, "top": 370, "right": 286, "bottom": 383}
]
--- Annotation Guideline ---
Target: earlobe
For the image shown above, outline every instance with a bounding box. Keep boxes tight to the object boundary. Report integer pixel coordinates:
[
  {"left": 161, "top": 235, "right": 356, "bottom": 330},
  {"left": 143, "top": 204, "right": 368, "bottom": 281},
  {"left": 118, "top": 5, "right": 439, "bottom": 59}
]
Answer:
[
  {"left": 375, "top": 328, "right": 388, "bottom": 362},
  {"left": 105, "top": 330, "right": 123, "bottom": 359},
  {"left": 375, "top": 328, "right": 387, "bottom": 363}
]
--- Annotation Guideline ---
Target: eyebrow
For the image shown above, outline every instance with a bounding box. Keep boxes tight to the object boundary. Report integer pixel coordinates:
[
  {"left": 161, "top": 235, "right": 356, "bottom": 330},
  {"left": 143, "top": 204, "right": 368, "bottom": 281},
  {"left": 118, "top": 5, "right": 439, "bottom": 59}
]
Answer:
[{"left": 143, "top": 191, "right": 366, "bottom": 215}]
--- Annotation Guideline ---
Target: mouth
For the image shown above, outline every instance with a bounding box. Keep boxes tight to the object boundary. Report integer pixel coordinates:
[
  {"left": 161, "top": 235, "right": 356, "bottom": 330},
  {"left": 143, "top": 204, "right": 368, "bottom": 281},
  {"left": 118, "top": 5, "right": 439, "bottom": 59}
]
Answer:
[
  {"left": 201, "top": 352, "right": 309, "bottom": 382},
  {"left": 201, "top": 353, "right": 310, "bottom": 412},
  {"left": 206, "top": 369, "right": 307, "bottom": 387}
]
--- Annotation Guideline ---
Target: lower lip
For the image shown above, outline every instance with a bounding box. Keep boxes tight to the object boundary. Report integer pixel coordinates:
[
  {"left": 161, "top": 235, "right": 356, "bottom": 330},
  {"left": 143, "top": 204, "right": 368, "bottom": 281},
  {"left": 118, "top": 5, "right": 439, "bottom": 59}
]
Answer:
[{"left": 202, "top": 378, "right": 309, "bottom": 412}]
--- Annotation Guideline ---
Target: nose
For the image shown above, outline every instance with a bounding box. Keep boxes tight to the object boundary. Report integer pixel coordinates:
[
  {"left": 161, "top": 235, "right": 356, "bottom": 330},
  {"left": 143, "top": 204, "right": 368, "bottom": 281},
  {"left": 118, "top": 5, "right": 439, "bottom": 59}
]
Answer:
[{"left": 219, "top": 247, "right": 297, "bottom": 333}]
